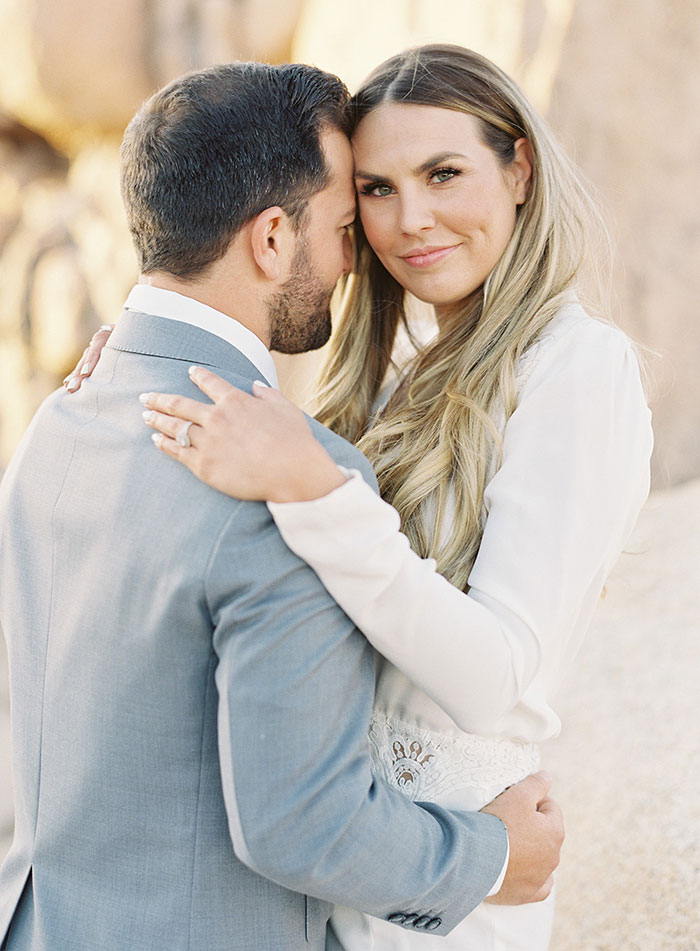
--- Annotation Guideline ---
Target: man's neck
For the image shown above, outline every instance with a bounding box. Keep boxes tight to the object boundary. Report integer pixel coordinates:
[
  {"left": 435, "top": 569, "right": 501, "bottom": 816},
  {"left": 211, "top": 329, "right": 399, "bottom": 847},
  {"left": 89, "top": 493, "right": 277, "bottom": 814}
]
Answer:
[{"left": 140, "top": 269, "right": 270, "bottom": 348}]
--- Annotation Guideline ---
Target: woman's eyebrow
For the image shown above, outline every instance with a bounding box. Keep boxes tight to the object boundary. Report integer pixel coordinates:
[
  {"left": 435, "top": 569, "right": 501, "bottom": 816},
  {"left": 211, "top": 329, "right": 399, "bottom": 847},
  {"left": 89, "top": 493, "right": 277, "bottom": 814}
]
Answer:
[
  {"left": 415, "top": 152, "right": 469, "bottom": 173},
  {"left": 353, "top": 169, "right": 384, "bottom": 181},
  {"left": 354, "top": 152, "right": 470, "bottom": 181}
]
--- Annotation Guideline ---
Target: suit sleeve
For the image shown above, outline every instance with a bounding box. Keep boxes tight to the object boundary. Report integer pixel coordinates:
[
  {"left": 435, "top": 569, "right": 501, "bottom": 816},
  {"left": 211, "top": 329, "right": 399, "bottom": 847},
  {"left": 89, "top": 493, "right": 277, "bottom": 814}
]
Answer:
[{"left": 203, "top": 478, "right": 507, "bottom": 933}]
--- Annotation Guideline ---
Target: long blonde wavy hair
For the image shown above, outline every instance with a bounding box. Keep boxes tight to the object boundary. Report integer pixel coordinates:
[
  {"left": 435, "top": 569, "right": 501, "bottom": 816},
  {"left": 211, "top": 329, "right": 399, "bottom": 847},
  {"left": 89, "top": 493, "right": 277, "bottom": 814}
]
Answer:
[{"left": 314, "top": 44, "right": 613, "bottom": 591}]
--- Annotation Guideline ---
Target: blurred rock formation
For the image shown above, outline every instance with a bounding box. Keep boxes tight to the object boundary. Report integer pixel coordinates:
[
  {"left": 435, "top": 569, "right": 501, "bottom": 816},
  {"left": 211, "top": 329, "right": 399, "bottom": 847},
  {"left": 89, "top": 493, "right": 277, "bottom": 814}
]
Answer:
[
  {"left": 547, "top": 0, "right": 700, "bottom": 486},
  {"left": 0, "top": 116, "right": 134, "bottom": 462},
  {"left": 0, "top": 0, "right": 305, "bottom": 144}
]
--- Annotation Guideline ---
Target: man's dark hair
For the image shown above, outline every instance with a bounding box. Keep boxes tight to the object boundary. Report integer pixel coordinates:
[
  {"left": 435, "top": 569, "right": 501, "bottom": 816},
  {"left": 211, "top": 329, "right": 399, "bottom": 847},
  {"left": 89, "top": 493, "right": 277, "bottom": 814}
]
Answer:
[{"left": 120, "top": 62, "right": 351, "bottom": 278}]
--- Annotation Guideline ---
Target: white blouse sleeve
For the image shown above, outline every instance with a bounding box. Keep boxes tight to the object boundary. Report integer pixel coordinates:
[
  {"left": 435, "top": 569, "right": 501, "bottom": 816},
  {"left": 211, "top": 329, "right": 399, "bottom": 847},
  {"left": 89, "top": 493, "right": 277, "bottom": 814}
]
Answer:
[{"left": 268, "top": 318, "right": 653, "bottom": 734}]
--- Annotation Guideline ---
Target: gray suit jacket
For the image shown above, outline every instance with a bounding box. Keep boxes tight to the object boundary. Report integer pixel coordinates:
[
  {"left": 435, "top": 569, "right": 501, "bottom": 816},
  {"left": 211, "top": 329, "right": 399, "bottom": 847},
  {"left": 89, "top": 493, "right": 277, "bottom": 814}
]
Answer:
[{"left": 0, "top": 311, "right": 507, "bottom": 950}]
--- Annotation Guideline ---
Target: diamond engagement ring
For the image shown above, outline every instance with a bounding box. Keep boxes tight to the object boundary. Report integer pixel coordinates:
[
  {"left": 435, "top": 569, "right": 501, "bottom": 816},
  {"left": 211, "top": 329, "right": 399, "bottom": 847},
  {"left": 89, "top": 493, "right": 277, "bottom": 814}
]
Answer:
[{"left": 176, "top": 421, "right": 194, "bottom": 448}]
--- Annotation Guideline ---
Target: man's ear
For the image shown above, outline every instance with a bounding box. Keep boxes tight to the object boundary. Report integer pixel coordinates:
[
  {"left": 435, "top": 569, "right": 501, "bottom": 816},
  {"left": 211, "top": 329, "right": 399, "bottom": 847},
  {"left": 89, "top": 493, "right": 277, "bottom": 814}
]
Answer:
[{"left": 250, "top": 206, "right": 295, "bottom": 281}]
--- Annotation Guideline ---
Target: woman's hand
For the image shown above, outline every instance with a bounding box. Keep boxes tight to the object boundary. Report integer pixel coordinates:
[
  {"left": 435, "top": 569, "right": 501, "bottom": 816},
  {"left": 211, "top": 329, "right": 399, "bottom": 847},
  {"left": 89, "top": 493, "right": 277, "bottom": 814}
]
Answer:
[
  {"left": 63, "top": 324, "right": 114, "bottom": 391},
  {"left": 140, "top": 365, "right": 347, "bottom": 503}
]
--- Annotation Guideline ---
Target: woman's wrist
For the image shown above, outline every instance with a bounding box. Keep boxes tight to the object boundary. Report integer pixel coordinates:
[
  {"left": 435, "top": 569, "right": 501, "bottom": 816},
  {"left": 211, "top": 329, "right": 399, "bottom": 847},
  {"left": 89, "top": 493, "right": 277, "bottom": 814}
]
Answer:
[{"left": 269, "top": 443, "right": 347, "bottom": 503}]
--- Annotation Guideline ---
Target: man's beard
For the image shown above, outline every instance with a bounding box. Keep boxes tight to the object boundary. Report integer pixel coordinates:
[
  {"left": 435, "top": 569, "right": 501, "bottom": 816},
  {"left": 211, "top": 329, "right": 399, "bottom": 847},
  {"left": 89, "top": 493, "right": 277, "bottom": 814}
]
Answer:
[{"left": 267, "top": 237, "right": 336, "bottom": 354}]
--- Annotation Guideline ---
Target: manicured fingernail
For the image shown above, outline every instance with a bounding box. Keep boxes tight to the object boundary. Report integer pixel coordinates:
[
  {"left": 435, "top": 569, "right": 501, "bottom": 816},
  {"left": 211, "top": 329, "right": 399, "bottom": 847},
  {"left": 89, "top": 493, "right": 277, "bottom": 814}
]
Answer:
[
  {"left": 139, "top": 393, "right": 152, "bottom": 406},
  {"left": 253, "top": 380, "right": 269, "bottom": 389},
  {"left": 79, "top": 363, "right": 91, "bottom": 376},
  {"left": 188, "top": 366, "right": 203, "bottom": 379},
  {"left": 142, "top": 410, "right": 154, "bottom": 423},
  {"left": 151, "top": 432, "right": 163, "bottom": 447},
  {"left": 66, "top": 377, "right": 79, "bottom": 392},
  {"left": 99, "top": 324, "right": 114, "bottom": 332}
]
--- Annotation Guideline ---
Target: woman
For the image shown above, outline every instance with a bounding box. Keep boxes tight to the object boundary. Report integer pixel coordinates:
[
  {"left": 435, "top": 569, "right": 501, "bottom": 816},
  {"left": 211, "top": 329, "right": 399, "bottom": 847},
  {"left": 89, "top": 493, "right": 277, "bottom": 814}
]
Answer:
[{"left": 71, "top": 45, "right": 652, "bottom": 950}]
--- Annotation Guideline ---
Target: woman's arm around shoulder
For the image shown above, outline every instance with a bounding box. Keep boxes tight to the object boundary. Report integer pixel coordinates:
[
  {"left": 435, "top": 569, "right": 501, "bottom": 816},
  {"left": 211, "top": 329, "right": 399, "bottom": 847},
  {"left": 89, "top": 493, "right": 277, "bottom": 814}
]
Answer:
[{"left": 269, "top": 313, "right": 653, "bottom": 734}]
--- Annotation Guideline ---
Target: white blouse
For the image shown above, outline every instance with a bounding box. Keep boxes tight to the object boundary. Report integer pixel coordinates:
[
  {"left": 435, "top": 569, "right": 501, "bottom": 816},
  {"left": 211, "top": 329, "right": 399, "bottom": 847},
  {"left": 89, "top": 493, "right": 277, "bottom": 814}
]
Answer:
[{"left": 268, "top": 303, "right": 653, "bottom": 796}]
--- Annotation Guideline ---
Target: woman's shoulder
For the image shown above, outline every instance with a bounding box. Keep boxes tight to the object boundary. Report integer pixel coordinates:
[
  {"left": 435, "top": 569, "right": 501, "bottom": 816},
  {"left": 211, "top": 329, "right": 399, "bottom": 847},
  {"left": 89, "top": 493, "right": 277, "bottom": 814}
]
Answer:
[
  {"left": 541, "top": 298, "right": 630, "bottom": 349},
  {"left": 517, "top": 298, "right": 637, "bottom": 390}
]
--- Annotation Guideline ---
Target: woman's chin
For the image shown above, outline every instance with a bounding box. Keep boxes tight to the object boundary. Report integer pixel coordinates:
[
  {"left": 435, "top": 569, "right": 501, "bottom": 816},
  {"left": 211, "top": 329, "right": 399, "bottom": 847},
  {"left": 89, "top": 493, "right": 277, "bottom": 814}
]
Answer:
[
  {"left": 407, "top": 287, "right": 473, "bottom": 311},
  {"left": 394, "top": 272, "right": 479, "bottom": 310}
]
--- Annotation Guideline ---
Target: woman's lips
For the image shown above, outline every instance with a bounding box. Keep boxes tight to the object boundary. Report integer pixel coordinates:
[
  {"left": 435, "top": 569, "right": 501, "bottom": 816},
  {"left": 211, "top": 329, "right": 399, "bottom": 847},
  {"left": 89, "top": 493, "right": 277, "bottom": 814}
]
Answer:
[{"left": 400, "top": 245, "right": 459, "bottom": 268}]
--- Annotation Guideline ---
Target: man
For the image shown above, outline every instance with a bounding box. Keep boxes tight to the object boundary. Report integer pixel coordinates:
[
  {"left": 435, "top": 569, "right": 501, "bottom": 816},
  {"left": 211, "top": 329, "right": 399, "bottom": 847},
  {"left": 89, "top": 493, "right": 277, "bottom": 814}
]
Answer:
[{"left": 0, "top": 62, "right": 562, "bottom": 950}]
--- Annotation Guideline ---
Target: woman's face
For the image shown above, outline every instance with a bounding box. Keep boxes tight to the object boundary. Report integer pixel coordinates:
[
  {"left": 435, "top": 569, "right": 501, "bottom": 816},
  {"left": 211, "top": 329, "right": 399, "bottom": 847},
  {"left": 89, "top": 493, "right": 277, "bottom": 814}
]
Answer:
[{"left": 352, "top": 103, "right": 532, "bottom": 319}]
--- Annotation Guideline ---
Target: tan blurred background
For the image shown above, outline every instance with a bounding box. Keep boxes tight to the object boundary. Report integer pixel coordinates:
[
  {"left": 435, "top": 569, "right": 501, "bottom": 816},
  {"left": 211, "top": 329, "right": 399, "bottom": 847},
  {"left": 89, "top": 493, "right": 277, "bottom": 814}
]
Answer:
[{"left": 0, "top": 1, "right": 698, "bottom": 947}]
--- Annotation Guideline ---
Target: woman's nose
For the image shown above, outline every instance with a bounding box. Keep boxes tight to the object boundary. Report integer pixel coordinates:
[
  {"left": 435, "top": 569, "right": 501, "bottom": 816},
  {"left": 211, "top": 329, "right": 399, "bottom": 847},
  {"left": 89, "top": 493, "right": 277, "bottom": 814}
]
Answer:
[{"left": 397, "top": 194, "right": 435, "bottom": 235}]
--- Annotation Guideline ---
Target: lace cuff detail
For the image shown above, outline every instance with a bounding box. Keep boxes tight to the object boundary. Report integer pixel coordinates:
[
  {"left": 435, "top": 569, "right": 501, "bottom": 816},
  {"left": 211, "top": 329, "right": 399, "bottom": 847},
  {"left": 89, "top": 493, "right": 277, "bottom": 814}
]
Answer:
[{"left": 368, "top": 711, "right": 540, "bottom": 803}]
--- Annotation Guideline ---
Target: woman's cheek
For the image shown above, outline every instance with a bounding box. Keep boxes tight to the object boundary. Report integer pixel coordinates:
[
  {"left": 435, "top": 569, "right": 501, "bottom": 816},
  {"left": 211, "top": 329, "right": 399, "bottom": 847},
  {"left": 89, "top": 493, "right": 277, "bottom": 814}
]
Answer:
[{"left": 360, "top": 210, "right": 391, "bottom": 256}]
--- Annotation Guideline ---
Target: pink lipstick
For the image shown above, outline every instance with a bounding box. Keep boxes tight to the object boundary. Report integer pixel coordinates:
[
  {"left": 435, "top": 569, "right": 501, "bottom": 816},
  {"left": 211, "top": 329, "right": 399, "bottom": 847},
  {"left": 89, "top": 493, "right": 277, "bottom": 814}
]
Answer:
[{"left": 400, "top": 245, "right": 458, "bottom": 268}]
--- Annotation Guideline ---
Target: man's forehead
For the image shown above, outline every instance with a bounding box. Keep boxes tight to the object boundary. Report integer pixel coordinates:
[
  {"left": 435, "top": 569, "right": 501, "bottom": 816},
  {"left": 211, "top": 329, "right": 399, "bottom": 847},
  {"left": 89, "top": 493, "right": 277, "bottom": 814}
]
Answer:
[
  {"left": 311, "top": 128, "right": 356, "bottom": 215},
  {"left": 321, "top": 127, "right": 354, "bottom": 174}
]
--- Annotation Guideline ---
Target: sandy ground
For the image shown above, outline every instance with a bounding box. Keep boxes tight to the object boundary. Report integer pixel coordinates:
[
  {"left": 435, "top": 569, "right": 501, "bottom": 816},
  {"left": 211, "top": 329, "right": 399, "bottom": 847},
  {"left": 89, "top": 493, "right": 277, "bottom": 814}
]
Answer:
[
  {"left": 546, "top": 479, "right": 700, "bottom": 950},
  {"left": 1, "top": 481, "right": 698, "bottom": 948}
]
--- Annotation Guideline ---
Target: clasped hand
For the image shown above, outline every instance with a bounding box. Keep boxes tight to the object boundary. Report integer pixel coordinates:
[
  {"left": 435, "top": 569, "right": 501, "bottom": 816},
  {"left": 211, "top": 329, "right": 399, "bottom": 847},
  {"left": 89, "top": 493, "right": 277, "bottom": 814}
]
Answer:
[{"left": 481, "top": 770, "right": 564, "bottom": 905}]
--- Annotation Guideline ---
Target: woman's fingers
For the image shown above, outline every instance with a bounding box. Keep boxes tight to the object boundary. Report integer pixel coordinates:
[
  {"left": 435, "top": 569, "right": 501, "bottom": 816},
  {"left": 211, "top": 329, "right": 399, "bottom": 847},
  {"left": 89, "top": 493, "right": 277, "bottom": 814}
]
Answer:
[
  {"left": 141, "top": 374, "right": 344, "bottom": 502},
  {"left": 188, "top": 365, "right": 259, "bottom": 405},
  {"left": 141, "top": 379, "right": 262, "bottom": 447},
  {"left": 142, "top": 410, "right": 199, "bottom": 446},
  {"left": 139, "top": 391, "right": 210, "bottom": 427},
  {"left": 64, "top": 351, "right": 88, "bottom": 391},
  {"left": 64, "top": 323, "right": 115, "bottom": 391},
  {"left": 251, "top": 381, "right": 293, "bottom": 408},
  {"left": 82, "top": 325, "right": 114, "bottom": 375},
  {"left": 150, "top": 431, "right": 200, "bottom": 473}
]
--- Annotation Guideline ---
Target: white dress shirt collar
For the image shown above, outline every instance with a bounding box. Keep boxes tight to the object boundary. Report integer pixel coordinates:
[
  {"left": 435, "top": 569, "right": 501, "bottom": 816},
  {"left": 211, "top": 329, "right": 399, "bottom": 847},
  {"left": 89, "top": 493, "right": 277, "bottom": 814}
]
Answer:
[{"left": 124, "top": 284, "right": 279, "bottom": 388}]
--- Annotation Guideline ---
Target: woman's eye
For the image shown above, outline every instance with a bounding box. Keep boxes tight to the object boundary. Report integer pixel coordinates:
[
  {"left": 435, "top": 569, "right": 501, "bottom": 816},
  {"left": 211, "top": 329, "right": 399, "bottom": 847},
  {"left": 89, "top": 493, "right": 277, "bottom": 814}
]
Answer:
[
  {"left": 360, "top": 182, "right": 394, "bottom": 198},
  {"left": 430, "top": 167, "right": 460, "bottom": 184}
]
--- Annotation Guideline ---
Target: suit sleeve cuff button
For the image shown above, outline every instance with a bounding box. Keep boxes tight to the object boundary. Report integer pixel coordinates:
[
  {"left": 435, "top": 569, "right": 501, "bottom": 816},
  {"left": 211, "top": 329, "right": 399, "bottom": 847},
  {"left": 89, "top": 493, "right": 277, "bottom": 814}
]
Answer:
[
  {"left": 387, "top": 913, "right": 407, "bottom": 924},
  {"left": 426, "top": 917, "right": 442, "bottom": 931}
]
